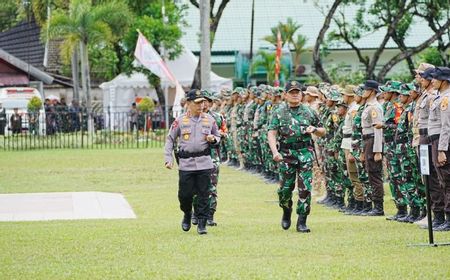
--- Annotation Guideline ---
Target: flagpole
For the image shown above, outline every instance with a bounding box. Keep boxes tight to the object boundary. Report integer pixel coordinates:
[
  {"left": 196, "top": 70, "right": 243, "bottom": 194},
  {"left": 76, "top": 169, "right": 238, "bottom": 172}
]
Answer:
[{"left": 161, "top": 0, "right": 170, "bottom": 126}]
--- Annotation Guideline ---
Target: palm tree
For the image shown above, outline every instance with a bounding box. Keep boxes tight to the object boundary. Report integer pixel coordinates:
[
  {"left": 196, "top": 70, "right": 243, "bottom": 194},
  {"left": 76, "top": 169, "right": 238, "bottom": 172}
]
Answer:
[
  {"left": 42, "top": 0, "right": 131, "bottom": 132},
  {"left": 251, "top": 50, "right": 289, "bottom": 84},
  {"left": 263, "top": 17, "right": 308, "bottom": 74}
]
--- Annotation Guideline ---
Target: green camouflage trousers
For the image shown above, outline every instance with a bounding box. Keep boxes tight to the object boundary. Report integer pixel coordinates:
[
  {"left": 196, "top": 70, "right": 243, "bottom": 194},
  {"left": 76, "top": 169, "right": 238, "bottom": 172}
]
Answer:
[
  {"left": 337, "top": 149, "right": 353, "bottom": 199},
  {"left": 226, "top": 131, "right": 238, "bottom": 161},
  {"left": 396, "top": 143, "right": 426, "bottom": 208},
  {"left": 278, "top": 148, "right": 314, "bottom": 215},
  {"left": 385, "top": 142, "right": 406, "bottom": 207},
  {"left": 260, "top": 126, "right": 271, "bottom": 173},
  {"left": 351, "top": 142, "right": 372, "bottom": 202},
  {"left": 323, "top": 148, "right": 337, "bottom": 194},
  {"left": 237, "top": 125, "right": 247, "bottom": 163}
]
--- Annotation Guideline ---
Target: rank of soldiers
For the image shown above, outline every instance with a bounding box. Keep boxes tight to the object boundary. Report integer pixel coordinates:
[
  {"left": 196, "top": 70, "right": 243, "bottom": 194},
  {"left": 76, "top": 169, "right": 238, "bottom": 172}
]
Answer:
[{"left": 165, "top": 63, "right": 450, "bottom": 234}]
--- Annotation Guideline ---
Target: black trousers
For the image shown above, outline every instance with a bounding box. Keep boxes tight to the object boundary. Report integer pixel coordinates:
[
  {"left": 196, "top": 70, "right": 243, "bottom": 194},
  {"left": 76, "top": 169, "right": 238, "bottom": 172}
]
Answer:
[
  {"left": 178, "top": 169, "right": 211, "bottom": 219},
  {"left": 431, "top": 139, "right": 450, "bottom": 214},
  {"left": 364, "top": 137, "right": 384, "bottom": 202},
  {"left": 421, "top": 136, "right": 444, "bottom": 212}
]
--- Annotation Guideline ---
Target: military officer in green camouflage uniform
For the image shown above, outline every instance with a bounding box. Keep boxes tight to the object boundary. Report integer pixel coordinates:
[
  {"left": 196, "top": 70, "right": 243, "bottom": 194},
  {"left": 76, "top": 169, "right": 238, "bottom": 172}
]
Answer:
[
  {"left": 268, "top": 81, "right": 325, "bottom": 233},
  {"left": 243, "top": 86, "right": 258, "bottom": 171},
  {"left": 393, "top": 83, "right": 425, "bottom": 223},
  {"left": 379, "top": 81, "right": 404, "bottom": 218}
]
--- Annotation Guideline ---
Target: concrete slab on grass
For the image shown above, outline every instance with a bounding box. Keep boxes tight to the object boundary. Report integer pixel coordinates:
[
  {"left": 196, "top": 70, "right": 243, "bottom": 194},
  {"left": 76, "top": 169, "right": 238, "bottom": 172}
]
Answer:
[{"left": 0, "top": 192, "right": 136, "bottom": 222}]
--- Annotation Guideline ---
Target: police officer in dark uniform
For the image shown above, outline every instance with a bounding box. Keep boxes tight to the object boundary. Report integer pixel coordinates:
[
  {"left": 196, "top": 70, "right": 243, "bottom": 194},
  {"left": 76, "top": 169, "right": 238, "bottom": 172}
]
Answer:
[{"left": 164, "top": 89, "right": 221, "bottom": 235}]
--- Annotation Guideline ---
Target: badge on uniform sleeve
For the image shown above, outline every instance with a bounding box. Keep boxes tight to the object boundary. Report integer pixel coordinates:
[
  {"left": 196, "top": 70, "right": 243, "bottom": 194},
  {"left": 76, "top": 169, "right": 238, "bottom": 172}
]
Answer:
[
  {"left": 183, "top": 134, "right": 190, "bottom": 140},
  {"left": 371, "top": 109, "right": 377, "bottom": 119},
  {"left": 441, "top": 97, "right": 448, "bottom": 111},
  {"left": 332, "top": 114, "right": 338, "bottom": 123},
  {"left": 351, "top": 110, "right": 357, "bottom": 118}
]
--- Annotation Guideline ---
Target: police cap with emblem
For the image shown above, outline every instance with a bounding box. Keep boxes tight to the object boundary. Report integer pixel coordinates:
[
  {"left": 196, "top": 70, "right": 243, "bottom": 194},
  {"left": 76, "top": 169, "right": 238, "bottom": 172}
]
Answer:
[{"left": 186, "top": 89, "right": 206, "bottom": 102}]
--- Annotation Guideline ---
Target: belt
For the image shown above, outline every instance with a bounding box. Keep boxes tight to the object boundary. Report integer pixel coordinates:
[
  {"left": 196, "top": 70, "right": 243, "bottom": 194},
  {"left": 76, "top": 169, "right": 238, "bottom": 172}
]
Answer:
[
  {"left": 280, "top": 141, "right": 312, "bottom": 150},
  {"left": 428, "top": 134, "right": 440, "bottom": 142},
  {"left": 419, "top": 128, "right": 428, "bottom": 136},
  {"left": 362, "top": 134, "right": 374, "bottom": 140},
  {"left": 343, "top": 133, "right": 352, "bottom": 138},
  {"left": 178, "top": 148, "right": 211, "bottom": 159}
]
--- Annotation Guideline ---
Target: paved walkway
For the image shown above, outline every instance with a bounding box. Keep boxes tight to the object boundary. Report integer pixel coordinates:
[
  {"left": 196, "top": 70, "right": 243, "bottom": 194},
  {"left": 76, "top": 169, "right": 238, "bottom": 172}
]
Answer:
[{"left": 0, "top": 192, "right": 136, "bottom": 221}]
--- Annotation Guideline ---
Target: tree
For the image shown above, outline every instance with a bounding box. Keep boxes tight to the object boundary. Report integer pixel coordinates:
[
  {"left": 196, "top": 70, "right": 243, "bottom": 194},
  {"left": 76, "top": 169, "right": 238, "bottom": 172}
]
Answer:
[
  {"left": 413, "top": 0, "right": 450, "bottom": 66},
  {"left": 189, "top": 0, "right": 231, "bottom": 89},
  {"left": 121, "top": 1, "right": 186, "bottom": 108},
  {"left": 0, "top": 0, "right": 20, "bottom": 32},
  {"left": 313, "top": 0, "right": 450, "bottom": 82},
  {"left": 250, "top": 50, "right": 289, "bottom": 84},
  {"left": 262, "top": 17, "right": 309, "bottom": 75},
  {"left": 43, "top": 0, "right": 131, "bottom": 132}
]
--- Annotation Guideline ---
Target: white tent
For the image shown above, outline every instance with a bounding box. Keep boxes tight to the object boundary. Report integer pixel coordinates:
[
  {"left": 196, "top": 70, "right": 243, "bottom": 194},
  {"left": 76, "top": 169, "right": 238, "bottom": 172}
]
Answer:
[{"left": 100, "top": 44, "right": 233, "bottom": 130}]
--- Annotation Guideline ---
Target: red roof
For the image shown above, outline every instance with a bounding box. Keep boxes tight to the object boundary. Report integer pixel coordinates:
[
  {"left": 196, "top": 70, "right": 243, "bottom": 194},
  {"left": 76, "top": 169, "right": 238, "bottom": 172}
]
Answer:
[{"left": 0, "top": 73, "right": 29, "bottom": 86}]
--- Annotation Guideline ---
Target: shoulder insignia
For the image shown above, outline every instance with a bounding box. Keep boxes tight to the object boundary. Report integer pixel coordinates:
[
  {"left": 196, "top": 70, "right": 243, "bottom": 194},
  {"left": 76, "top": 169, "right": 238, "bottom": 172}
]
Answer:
[
  {"left": 441, "top": 96, "right": 448, "bottom": 111},
  {"left": 371, "top": 109, "right": 377, "bottom": 119},
  {"left": 351, "top": 110, "right": 357, "bottom": 118},
  {"left": 408, "top": 111, "right": 413, "bottom": 122}
]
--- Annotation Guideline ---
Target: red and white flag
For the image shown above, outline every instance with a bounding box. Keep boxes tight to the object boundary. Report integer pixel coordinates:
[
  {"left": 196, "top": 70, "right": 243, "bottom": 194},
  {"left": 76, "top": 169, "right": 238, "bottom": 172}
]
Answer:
[
  {"left": 274, "top": 29, "right": 282, "bottom": 87},
  {"left": 134, "top": 31, "right": 184, "bottom": 118}
]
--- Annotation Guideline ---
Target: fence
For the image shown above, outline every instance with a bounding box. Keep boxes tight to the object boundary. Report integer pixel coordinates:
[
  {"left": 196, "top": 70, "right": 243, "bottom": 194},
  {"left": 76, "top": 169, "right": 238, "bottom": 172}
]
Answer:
[{"left": 0, "top": 111, "right": 169, "bottom": 151}]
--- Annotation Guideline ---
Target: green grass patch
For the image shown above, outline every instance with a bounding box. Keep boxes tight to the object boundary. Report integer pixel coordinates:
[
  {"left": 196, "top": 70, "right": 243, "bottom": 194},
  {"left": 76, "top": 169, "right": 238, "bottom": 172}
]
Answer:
[{"left": 0, "top": 149, "right": 449, "bottom": 279}]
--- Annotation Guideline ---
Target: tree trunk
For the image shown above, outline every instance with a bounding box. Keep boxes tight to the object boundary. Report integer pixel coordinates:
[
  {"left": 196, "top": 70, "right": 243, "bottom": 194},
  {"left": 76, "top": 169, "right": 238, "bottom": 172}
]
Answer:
[
  {"left": 312, "top": 0, "right": 343, "bottom": 83},
  {"left": 191, "top": 59, "right": 201, "bottom": 89},
  {"left": 71, "top": 48, "right": 80, "bottom": 101},
  {"left": 79, "top": 43, "right": 87, "bottom": 105},
  {"left": 376, "top": 19, "right": 450, "bottom": 80},
  {"left": 200, "top": 0, "right": 211, "bottom": 90},
  {"left": 80, "top": 41, "right": 93, "bottom": 133}
]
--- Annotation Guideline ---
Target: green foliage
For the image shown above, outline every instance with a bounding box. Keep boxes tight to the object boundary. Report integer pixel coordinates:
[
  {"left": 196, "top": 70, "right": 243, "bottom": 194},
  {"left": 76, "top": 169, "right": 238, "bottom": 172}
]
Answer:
[
  {"left": 418, "top": 47, "right": 445, "bottom": 67},
  {"left": 262, "top": 17, "right": 309, "bottom": 66},
  {"left": 0, "top": 0, "right": 20, "bottom": 32},
  {"left": 327, "top": 63, "right": 365, "bottom": 86},
  {"left": 89, "top": 44, "right": 120, "bottom": 80},
  {"left": 387, "top": 71, "right": 413, "bottom": 83},
  {"left": 27, "top": 96, "right": 43, "bottom": 112},
  {"left": 250, "top": 50, "right": 289, "bottom": 84},
  {"left": 137, "top": 97, "right": 155, "bottom": 113},
  {"left": 43, "top": 0, "right": 132, "bottom": 60}
]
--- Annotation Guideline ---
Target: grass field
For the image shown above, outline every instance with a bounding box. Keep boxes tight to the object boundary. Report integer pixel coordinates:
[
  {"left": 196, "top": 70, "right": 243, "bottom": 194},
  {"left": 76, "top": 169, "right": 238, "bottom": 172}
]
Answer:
[{"left": 0, "top": 148, "right": 449, "bottom": 279}]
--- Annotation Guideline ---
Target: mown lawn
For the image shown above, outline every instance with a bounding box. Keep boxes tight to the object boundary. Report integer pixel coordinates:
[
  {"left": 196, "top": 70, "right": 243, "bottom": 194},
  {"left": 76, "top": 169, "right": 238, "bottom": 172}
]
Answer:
[{"left": 0, "top": 149, "right": 449, "bottom": 279}]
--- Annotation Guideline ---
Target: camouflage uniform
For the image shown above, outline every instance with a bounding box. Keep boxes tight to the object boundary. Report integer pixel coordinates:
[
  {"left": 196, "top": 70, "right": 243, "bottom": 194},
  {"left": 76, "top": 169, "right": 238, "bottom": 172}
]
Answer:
[
  {"left": 269, "top": 102, "right": 323, "bottom": 216},
  {"left": 395, "top": 85, "right": 426, "bottom": 217},
  {"left": 243, "top": 88, "right": 258, "bottom": 168},
  {"left": 379, "top": 82, "right": 403, "bottom": 209}
]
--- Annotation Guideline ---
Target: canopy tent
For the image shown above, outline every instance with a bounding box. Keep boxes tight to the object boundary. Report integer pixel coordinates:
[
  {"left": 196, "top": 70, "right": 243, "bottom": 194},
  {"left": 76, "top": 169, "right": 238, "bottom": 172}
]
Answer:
[{"left": 99, "top": 44, "right": 233, "bottom": 130}]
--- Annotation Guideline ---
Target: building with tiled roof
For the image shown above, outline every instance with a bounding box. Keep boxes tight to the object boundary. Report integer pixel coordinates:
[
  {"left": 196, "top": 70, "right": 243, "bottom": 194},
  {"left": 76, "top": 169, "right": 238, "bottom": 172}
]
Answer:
[{"left": 179, "top": 0, "right": 440, "bottom": 83}]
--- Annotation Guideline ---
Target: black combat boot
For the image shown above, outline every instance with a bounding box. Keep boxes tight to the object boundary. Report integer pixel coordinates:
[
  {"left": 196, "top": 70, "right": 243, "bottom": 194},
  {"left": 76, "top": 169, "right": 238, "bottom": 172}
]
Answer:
[
  {"left": 334, "top": 196, "right": 346, "bottom": 210},
  {"left": 435, "top": 213, "right": 450, "bottom": 231},
  {"left": 347, "top": 200, "right": 364, "bottom": 215},
  {"left": 406, "top": 206, "right": 421, "bottom": 223},
  {"left": 341, "top": 197, "right": 355, "bottom": 213},
  {"left": 191, "top": 213, "right": 198, "bottom": 225},
  {"left": 197, "top": 218, "right": 208, "bottom": 235},
  {"left": 386, "top": 205, "right": 407, "bottom": 221},
  {"left": 325, "top": 194, "right": 337, "bottom": 208},
  {"left": 360, "top": 201, "right": 373, "bottom": 216},
  {"left": 206, "top": 212, "right": 217, "bottom": 226},
  {"left": 181, "top": 212, "right": 192, "bottom": 232},
  {"left": 366, "top": 201, "right": 384, "bottom": 216},
  {"left": 296, "top": 215, "right": 311, "bottom": 233},
  {"left": 281, "top": 207, "right": 292, "bottom": 230},
  {"left": 420, "top": 211, "right": 445, "bottom": 229}
]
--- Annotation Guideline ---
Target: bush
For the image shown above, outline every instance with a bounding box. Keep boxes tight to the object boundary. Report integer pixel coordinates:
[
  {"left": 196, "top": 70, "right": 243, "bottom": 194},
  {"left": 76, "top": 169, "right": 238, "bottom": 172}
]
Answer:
[
  {"left": 417, "top": 47, "right": 444, "bottom": 67},
  {"left": 27, "top": 96, "right": 43, "bottom": 111},
  {"left": 137, "top": 97, "right": 155, "bottom": 113}
]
